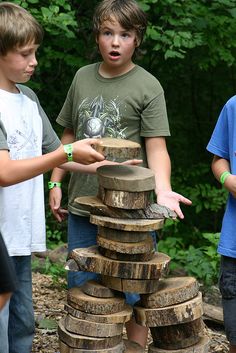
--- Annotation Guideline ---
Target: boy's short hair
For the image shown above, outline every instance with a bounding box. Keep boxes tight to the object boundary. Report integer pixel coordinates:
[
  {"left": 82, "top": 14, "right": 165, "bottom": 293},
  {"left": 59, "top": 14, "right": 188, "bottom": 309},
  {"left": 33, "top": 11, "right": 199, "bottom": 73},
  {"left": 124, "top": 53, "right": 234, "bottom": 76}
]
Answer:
[
  {"left": 93, "top": 0, "right": 147, "bottom": 46},
  {"left": 0, "top": 2, "right": 43, "bottom": 56}
]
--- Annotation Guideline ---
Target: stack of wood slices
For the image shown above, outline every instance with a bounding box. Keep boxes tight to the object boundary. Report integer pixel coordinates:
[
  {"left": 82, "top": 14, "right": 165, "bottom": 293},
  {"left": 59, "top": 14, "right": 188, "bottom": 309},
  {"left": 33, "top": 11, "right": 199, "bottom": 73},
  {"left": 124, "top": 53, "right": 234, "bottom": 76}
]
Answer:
[{"left": 58, "top": 138, "right": 210, "bottom": 353}]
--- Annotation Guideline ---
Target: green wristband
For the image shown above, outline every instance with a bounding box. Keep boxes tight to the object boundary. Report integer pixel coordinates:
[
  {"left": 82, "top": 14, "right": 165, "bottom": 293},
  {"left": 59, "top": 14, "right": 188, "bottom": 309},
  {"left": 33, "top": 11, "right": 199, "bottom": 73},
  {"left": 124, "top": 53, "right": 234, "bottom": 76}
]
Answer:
[
  {"left": 48, "top": 181, "right": 61, "bottom": 190},
  {"left": 220, "top": 171, "right": 231, "bottom": 185},
  {"left": 64, "top": 144, "right": 73, "bottom": 162}
]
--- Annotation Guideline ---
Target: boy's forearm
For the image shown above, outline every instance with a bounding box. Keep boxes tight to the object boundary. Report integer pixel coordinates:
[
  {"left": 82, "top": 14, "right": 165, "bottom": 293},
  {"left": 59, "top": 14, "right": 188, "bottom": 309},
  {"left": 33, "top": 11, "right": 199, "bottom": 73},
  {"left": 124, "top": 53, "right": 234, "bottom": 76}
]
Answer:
[{"left": 211, "top": 155, "right": 231, "bottom": 182}]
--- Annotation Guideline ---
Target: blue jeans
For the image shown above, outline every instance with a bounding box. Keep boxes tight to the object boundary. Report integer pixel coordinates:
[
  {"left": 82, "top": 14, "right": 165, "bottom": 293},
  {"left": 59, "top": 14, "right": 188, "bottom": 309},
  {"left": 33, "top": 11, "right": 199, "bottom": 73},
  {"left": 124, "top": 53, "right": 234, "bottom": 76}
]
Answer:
[
  {"left": 68, "top": 213, "right": 157, "bottom": 306},
  {"left": 0, "top": 256, "right": 35, "bottom": 353}
]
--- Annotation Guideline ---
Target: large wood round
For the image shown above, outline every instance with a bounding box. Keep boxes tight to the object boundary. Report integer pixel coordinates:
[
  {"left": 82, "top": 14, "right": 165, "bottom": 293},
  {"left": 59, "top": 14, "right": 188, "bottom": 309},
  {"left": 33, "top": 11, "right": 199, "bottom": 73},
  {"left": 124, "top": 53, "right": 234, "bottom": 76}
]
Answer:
[
  {"left": 97, "top": 165, "right": 155, "bottom": 192},
  {"left": 99, "top": 247, "right": 155, "bottom": 262},
  {"left": 148, "top": 335, "right": 210, "bottom": 353},
  {"left": 58, "top": 318, "right": 123, "bottom": 349},
  {"left": 97, "top": 235, "right": 155, "bottom": 254},
  {"left": 59, "top": 340, "right": 125, "bottom": 353},
  {"left": 99, "top": 188, "right": 151, "bottom": 210},
  {"left": 94, "top": 137, "right": 141, "bottom": 159},
  {"left": 141, "top": 276, "right": 199, "bottom": 308},
  {"left": 70, "top": 245, "right": 170, "bottom": 280},
  {"left": 90, "top": 215, "right": 164, "bottom": 232},
  {"left": 98, "top": 226, "right": 152, "bottom": 243},
  {"left": 101, "top": 275, "right": 160, "bottom": 294},
  {"left": 134, "top": 292, "right": 203, "bottom": 326}
]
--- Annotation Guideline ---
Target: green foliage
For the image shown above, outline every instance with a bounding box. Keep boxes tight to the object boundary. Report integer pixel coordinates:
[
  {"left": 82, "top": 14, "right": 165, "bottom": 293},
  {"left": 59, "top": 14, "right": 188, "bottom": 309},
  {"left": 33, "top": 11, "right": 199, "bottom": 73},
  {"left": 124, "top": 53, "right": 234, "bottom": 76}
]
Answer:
[{"left": 32, "top": 256, "right": 67, "bottom": 284}]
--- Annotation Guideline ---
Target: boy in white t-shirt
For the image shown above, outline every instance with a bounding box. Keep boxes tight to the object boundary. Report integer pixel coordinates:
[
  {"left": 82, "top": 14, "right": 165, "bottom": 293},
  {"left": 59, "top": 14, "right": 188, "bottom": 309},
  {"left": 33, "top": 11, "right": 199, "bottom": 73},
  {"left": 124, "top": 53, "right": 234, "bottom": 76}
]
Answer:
[{"left": 0, "top": 3, "right": 104, "bottom": 353}]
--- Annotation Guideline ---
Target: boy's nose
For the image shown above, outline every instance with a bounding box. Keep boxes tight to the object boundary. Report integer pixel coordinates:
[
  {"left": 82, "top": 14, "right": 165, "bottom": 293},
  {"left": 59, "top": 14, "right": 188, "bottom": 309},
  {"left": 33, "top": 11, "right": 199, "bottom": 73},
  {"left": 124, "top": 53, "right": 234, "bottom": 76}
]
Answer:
[
  {"left": 30, "top": 55, "right": 38, "bottom": 67},
  {"left": 112, "top": 35, "right": 120, "bottom": 46}
]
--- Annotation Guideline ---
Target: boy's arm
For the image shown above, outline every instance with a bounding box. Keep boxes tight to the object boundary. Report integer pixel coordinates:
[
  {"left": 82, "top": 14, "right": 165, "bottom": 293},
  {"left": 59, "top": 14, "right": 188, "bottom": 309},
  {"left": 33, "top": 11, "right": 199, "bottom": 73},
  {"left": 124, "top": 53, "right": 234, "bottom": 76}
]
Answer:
[
  {"left": 145, "top": 137, "right": 192, "bottom": 219},
  {"left": 211, "top": 155, "right": 236, "bottom": 197}
]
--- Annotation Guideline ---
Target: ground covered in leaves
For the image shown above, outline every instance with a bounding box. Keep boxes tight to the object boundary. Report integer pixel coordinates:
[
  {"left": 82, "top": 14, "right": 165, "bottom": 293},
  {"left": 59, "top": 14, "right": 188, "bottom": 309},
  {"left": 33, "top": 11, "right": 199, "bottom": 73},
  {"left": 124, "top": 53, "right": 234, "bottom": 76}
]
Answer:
[{"left": 31, "top": 272, "right": 229, "bottom": 353}]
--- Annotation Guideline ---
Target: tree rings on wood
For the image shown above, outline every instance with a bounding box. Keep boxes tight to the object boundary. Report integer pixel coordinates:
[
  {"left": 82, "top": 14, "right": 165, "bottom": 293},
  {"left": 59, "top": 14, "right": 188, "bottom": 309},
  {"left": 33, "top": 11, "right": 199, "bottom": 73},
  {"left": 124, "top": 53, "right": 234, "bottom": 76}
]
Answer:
[
  {"left": 134, "top": 292, "right": 203, "bottom": 326},
  {"left": 67, "top": 287, "right": 125, "bottom": 315},
  {"left": 94, "top": 137, "right": 141, "bottom": 159},
  {"left": 59, "top": 339, "right": 125, "bottom": 353},
  {"left": 70, "top": 245, "right": 170, "bottom": 279},
  {"left": 98, "top": 226, "right": 152, "bottom": 243},
  {"left": 141, "top": 276, "right": 199, "bottom": 308},
  {"left": 81, "top": 279, "right": 116, "bottom": 298},
  {"left": 58, "top": 318, "right": 123, "bottom": 349},
  {"left": 99, "top": 246, "right": 155, "bottom": 262},
  {"left": 64, "top": 314, "right": 124, "bottom": 337},
  {"left": 148, "top": 335, "right": 210, "bottom": 353},
  {"left": 64, "top": 303, "right": 132, "bottom": 324},
  {"left": 97, "top": 235, "right": 155, "bottom": 254},
  {"left": 90, "top": 215, "right": 164, "bottom": 232},
  {"left": 101, "top": 275, "right": 160, "bottom": 294},
  {"left": 97, "top": 165, "right": 155, "bottom": 192}
]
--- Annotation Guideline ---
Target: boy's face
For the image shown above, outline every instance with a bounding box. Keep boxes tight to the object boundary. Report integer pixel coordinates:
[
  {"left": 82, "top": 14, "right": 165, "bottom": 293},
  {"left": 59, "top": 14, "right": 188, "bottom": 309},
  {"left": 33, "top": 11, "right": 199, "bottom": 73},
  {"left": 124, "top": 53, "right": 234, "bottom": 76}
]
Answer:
[
  {"left": 0, "top": 42, "right": 39, "bottom": 93},
  {"left": 97, "top": 17, "right": 138, "bottom": 76}
]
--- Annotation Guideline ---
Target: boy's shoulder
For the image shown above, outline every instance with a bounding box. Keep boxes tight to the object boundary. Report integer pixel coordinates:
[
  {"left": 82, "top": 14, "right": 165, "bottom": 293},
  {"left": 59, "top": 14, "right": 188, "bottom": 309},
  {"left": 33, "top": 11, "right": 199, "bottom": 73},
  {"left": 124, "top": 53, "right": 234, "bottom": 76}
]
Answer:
[
  {"left": 75, "top": 63, "right": 97, "bottom": 76},
  {"left": 225, "top": 95, "right": 236, "bottom": 107},
  {"left": 17, "top": 84, "right": 39, "bottom": 102}
]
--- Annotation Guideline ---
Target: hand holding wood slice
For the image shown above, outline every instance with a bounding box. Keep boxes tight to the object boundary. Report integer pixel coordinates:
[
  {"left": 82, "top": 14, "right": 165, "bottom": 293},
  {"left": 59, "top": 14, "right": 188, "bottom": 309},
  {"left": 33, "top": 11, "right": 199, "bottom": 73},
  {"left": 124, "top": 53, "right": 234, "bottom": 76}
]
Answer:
[{"left": 93, "top": 137, "right": 141, "bottom": 159}]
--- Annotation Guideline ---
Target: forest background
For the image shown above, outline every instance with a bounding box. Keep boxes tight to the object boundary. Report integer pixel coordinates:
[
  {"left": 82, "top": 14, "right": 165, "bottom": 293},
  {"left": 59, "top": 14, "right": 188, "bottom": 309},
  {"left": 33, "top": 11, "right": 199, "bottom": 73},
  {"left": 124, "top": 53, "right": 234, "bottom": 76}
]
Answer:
[{"left": 12, "top": 0, "right": 236, "bottom": 286}]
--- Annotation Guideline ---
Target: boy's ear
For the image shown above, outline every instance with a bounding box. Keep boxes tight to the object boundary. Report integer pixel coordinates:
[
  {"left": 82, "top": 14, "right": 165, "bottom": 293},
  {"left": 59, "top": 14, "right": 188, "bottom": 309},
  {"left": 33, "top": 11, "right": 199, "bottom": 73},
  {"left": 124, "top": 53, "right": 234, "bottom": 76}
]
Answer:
[{"left": 135, "top": 37, "right": 141, "bottom": 47}]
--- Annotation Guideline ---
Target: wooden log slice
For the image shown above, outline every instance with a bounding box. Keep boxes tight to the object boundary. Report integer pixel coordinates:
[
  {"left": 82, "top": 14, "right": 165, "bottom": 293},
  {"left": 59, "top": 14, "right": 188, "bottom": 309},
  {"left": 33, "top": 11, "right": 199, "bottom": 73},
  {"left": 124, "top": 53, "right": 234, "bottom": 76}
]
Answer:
[
  {"left": 94, "top": 137, "right": 141, "bottom": 159},
  {"left": 123, "top": 339, "right": 145, "bottom": 353},
  {"left": 59, "top": 339, "right": 125, "bottom": 353},
  {"left": 150, "top": 318, "right": 204, "bottom": 349},
  {"left": 64, "top": 314, "right": 124, "bottom": 337},
  {"left": 70, "top": 245, "right": 170, "bottom": 280},
  {"left": 97, "top": 235, "right": 155, "bottom": 254},
  {"left": 134, "top": 292, "right": 203, "bottom": 327},
  {"left": 99, "top": 187, "right": 151, "bottom": 210},
  {"left": 98, "top": 226, "right": 152, "bottom": 243},
  {"left": 81, "top": 279, "right": 116, "bottom": 298},
  {"left": 67, "top": 287, "right": 125, "bottom": 315},
  {"left": 148, "top": 335, "right": 210, "bottom": 353},
  {"left": 58, "top": 318, "right": 123, "bottom": 349},
  {"left": 97, "top": 165, "right": 155, "bottom": 192},
  {"left": 99, "top": 246, "right": 155, "bottom": 262},
  {"left": 64, "top": 303, "right": 133, "bottom": 324},
  {"left": 101, "top": 275, "right": 160, "bottom": 294},
  {"left": 90, "top": 215, "right": 164, "bottom": 232},
  {"left": 141, "top": 276, "right": 199, "bottom": 308}
]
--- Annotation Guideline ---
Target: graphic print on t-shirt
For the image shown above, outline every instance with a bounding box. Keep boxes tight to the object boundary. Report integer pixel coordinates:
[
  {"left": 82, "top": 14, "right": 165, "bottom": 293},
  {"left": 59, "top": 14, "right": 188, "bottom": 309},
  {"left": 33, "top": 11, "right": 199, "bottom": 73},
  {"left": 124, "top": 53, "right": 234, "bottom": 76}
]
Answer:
[{"left": 76, "top": 95, "right": 127, "bottom": 139}]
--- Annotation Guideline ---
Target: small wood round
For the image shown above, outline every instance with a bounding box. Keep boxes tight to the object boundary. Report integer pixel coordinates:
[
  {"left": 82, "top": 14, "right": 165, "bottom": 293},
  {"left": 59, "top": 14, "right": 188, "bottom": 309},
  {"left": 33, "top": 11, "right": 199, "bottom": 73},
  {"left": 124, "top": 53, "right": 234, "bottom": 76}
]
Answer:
[
  {"left": 59, "top": 339, "right": 125, "bottom": 353},
  {"left": 94, "top": 137, "right": 141, "bottom": 159},
  {"left": 148, "top": 336, "right": 210, "bottom": 353},
  {"left": 99, "top": 246, "right": 155, "bottom": 262},
  {"left": 81, "top": 280, "right": 116, "bottom": 298},
  {"left": 97, "top": 165, "right": 155, "bottom": 192},
  {"left": 97, "top": 235, "right": 155, "bottom": 254},
  {"left": 90, "top": 215, "right": 164, "bottom": 232},
  {"left": 98, "top": 226, "right": 152, "bottom": 243},
  {"left": 101, "top": 275, "right": 160, "bottom": 294}
]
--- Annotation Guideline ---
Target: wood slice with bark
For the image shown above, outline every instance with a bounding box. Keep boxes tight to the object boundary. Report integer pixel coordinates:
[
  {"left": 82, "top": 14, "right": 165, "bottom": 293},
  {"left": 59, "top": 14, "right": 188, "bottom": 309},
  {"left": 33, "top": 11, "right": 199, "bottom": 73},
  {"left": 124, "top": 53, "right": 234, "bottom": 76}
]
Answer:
[
  {"left": 90, "top": 215, "right": 164, "bottom": 232},
  {"left": 134, "top": 292, "right": 203, "bottom": 327},
  {"left": 99, "top": 187, "right": 151, "bottom": 209},
  {"left": 69, "top": 245, "right": 170, "bottom": 279},
  {"left": 98, "top": 226, "right": 152, "bottom": 242},
  {"left": 150, "top": 318, "right": 204, "bottom": 350},
  {"left": 148, "top": 335, "right": 210, "bottom": 353},
  {"left": 99, "top": 246, "right": 155, "bottom": 262},
  {"left": 64, "top": 303, "right": 133, "bottom": 324},
  {"left": 67, "top": 287, "right": 125, "bottom": 315},
  {"left": 58, "top": 318, "right": 123, "bottom": 349},
  {"left": 97, "top": 235, "right": 155, "bottom": 254},
  {"left": 97, "top": 165, "right": 155, "bottom": 192},
  {"left": 94, "top": 137, "right": 141, "bottom": 159},
  {"left": 81, "top": 279, "right": 116, "bottom": 298},
  {"left": 64, "top": 314, "right": 124, "bottom": 337},
  {"left": 59, "top": 340, "right": 125, "bottom": 353},
  {"left": 101, "top": 275, "right": 160, "bottom": 294},
  {"left": 141, "top": 276, "right": 199, "bottom": 308}
]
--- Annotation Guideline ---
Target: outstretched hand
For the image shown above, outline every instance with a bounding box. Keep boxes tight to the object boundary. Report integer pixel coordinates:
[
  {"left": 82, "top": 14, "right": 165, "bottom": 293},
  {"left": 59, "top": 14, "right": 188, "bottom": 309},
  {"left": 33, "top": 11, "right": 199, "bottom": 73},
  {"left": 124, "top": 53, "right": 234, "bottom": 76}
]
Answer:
[
  {"left": 157, "top": 190, "right": 192, "bottom": 219},
  {"left": 72, "top": 138, "right": 105, "bottom": 165}
]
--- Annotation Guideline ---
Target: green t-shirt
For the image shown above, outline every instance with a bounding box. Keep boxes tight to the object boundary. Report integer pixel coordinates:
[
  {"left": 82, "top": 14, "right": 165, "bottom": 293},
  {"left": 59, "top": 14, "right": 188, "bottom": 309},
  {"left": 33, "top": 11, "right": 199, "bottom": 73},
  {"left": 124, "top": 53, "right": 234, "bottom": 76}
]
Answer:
[{"left": 57, "top": 63, "right": 170, "bottom": 216}]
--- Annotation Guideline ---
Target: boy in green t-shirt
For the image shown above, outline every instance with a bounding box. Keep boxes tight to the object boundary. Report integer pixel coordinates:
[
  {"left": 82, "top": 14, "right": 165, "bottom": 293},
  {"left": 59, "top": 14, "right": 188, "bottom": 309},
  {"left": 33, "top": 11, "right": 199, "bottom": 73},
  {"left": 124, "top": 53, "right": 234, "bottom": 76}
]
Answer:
[{"left": 49, "top": 0, "right": 192, "bottom": 348}]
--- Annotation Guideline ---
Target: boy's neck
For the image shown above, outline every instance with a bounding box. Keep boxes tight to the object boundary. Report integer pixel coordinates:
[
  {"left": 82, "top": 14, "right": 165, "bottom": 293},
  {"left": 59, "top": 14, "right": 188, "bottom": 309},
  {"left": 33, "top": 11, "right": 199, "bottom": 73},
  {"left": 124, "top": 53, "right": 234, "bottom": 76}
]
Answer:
[
  {"left": 0, "top": 81, "right": 19, "bottom": 94},
  {"left": 99, "top": 61, "right": 135, "bottom": 78}
]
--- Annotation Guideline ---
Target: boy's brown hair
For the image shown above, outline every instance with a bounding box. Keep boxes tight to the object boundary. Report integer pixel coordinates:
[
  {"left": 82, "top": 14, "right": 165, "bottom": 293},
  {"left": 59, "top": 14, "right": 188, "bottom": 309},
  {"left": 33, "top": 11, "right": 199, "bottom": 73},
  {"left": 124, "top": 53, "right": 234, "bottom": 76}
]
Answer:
[
  {"left": 0, "top": 2, "right": 43, "bottom": 56},
  {"left": 93, "top": 0, "right": 147, "bottom": 46}
]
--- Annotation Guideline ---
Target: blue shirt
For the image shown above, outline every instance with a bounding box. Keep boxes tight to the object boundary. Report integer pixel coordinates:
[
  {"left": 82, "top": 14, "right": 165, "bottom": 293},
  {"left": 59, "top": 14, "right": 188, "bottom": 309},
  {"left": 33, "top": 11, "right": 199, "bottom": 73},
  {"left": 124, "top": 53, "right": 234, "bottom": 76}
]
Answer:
[{"left": 206, "top": 95, "right": 236, "bottom": 258}]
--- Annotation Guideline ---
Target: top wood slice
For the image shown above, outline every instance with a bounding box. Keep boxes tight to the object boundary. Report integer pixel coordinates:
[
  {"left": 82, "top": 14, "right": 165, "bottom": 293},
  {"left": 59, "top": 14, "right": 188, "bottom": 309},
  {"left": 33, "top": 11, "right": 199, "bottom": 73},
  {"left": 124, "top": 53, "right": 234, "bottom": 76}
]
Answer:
[{"left": 94, "top": 137, "right": 141, "bottom": 159}]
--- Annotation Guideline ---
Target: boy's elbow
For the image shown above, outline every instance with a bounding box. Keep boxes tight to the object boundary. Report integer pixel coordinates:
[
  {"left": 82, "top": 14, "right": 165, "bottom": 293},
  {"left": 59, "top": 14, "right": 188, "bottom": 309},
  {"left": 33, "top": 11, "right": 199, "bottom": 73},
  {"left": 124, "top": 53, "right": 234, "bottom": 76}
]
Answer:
[{"left": 0, "top": 173, "right": 12, "bottom": 187}]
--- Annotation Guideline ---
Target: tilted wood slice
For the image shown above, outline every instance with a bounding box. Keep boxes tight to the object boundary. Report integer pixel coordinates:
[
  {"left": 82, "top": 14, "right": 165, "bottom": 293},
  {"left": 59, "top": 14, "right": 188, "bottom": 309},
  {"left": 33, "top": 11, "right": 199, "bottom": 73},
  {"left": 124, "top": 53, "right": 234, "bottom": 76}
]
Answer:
[
  {"left": 64, "top": 303, "right": 133, "bottom": 324},
  {"left": 148, "top": 335, "right": 210, "bottom": 353},
  {"left": 98, "top": 226, "right": 152, "bottom": 242},
  {"left": 101, "top": 275, "right": 160, "bottom": 294},
  {"left": 58, "top": 318, "right": 123, "bottom": 349},
  {"left": 59, "top": 339, "right": 125, "bottom": 353},
  {"left": 81, "top": 279, "right": 116, "bottom": 298},
  {"left": 69, "top": 245, "right": 170, "bottom": 279},
  {"left": 141, "top": 276, "right": 199, "bottom": 308},
  {"left": 94, "top": 137, "right": 141, "bottom": 159},
  {"left": 75, "top": 196, "right": 176, "bottom": 219},
  {"left": 97, "top": 235, "right": 155, "bottom": 254},
  {"left": 64, "top": 314, "right": 124, "bottom": 337},
  {"left": 150, "top": 318, "right": 204, "bottom": 350},
  {"left": 134, "top": 292, "right": 203, "bottom": 326},
  {"left": 90, "top": 215, "right": 164, "bottom": 232},
  {"left": 99, "top": 246, "right": 155, "bottom": 262},
  {"left": 67, "top": 287, "right": 125, "bottom": 315},
  {"left": 96, "top": 165, "right": 155, "bottom": 192}
]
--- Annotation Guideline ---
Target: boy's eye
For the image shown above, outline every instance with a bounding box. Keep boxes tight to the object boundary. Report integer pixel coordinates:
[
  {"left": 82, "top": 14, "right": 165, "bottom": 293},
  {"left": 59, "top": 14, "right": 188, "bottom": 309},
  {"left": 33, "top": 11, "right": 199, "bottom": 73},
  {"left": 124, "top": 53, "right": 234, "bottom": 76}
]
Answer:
[
  {"left": 103, "top": 30, "right": 112, "bottom": 36},
  {"left": 122, "top": 33, "right": 130, "bottom": 38}
]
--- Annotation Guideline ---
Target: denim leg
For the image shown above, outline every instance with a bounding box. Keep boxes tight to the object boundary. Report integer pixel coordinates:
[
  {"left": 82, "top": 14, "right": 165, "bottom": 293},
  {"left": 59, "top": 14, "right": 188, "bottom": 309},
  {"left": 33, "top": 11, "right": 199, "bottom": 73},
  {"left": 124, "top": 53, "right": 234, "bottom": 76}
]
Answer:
[
  {"left": 0, "top": 301, "right": 10, "bottom": 353},
  {"left": 8, "top": 256, "right": 35, "bottom": 353},
  {"left": 67, "top": 213, "right": 99, "bottom": 289}
]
